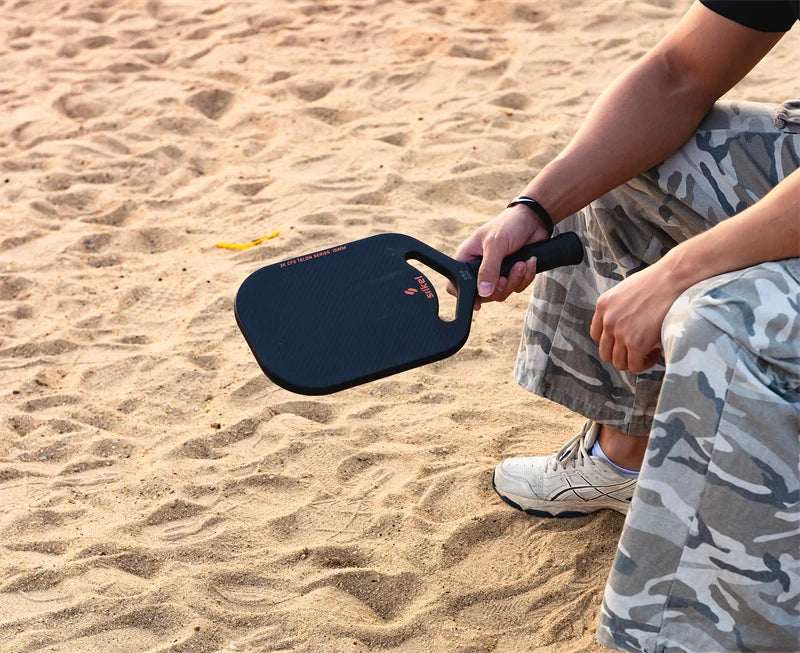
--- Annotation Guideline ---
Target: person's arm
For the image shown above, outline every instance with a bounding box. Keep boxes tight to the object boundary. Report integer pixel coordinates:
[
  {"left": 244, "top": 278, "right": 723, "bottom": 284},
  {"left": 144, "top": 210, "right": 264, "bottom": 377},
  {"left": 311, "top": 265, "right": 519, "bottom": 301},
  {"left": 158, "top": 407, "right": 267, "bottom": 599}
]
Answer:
[
  {"left": 455, "top": 1, "right": 785, "bottom": 305},
  {"left": 591, "top": 167, "right": 800, "bottom": 373}
]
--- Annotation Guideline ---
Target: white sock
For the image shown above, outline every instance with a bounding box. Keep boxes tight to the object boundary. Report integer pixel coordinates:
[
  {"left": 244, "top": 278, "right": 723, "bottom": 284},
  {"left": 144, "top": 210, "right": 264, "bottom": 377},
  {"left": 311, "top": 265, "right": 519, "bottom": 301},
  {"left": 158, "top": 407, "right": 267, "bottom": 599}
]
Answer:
[{"left": 590, "top": 439, "right": 640, "bottom": 477}]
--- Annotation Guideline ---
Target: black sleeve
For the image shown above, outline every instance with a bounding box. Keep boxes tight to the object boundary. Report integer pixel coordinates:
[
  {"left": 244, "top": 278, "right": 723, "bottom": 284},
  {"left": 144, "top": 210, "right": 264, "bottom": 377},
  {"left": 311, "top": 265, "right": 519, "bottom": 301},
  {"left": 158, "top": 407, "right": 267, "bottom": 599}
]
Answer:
[{"left": 700, "top": 0, "right": 800, "bottom": 32}]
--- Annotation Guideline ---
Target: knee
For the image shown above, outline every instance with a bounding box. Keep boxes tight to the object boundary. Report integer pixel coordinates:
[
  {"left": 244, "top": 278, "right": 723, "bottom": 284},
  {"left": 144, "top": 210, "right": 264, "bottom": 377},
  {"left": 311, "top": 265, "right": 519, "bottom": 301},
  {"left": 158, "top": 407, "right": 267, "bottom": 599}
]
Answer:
[
  {"left": 661, "top": 263, "right": 798, "bottom": 364},
  {"left": 661, "top": 284, "right": 717, "bottom": 359}
]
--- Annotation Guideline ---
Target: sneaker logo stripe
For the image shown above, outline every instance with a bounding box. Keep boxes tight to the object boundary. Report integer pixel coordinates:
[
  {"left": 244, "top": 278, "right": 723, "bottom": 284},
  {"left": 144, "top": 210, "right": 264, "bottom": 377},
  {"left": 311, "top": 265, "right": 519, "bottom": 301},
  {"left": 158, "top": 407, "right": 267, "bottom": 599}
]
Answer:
[{"left": 550, "top": 480, "right": 636, "bottom": 501}]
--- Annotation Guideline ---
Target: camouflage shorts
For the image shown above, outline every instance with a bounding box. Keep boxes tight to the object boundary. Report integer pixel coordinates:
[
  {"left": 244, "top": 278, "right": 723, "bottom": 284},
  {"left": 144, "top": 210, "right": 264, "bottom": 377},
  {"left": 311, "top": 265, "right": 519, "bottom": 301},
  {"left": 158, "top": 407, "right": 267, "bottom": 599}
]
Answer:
[
  {"left": 515, "top": 99, "right": 800, "bottom": 436},
  {"left": 598, "top": 259, "right": 800, "bottom": 652},
  {"left": 514, "top": 99, "right": 800, "bottom": 651}
]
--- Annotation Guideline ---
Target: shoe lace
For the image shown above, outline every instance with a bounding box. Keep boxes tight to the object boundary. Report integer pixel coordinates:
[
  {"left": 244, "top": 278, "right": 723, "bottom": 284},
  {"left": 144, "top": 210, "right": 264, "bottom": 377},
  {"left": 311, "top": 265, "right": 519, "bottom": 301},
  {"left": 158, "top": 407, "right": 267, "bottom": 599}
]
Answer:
[{"left": 547, "top": 422, "right": 598, "bottom": 472}]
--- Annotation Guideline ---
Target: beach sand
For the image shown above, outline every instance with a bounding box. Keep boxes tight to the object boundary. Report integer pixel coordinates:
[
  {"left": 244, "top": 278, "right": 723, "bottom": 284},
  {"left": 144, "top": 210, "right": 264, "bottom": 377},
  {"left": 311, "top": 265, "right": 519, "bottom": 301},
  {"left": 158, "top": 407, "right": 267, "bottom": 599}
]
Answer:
[{"left": 1, "top": 1, "right": 797, "bottom": 651}]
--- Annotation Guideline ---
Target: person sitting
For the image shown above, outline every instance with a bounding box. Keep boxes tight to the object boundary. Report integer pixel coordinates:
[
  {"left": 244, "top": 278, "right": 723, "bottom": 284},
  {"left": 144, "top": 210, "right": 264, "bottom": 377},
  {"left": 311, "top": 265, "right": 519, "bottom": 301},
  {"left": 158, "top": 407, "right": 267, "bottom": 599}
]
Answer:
[{"left": 454, "top": 2, "right": 800, "bottom": 650}]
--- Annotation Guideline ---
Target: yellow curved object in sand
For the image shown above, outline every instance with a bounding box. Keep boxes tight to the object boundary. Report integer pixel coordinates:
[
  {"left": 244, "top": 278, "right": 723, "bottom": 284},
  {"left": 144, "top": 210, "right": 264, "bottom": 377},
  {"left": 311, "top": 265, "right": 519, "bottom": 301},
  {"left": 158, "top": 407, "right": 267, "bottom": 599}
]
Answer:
[{"left": 215, "top": 230, "right": 280, "bottom": 250}]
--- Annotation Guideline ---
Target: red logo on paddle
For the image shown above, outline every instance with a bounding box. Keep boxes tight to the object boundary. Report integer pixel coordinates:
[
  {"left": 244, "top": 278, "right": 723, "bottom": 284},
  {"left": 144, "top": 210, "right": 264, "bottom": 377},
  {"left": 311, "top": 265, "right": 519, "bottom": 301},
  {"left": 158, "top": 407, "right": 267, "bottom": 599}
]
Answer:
[{"left": 406, "top": 275, "right": 434, "bottom": 299}]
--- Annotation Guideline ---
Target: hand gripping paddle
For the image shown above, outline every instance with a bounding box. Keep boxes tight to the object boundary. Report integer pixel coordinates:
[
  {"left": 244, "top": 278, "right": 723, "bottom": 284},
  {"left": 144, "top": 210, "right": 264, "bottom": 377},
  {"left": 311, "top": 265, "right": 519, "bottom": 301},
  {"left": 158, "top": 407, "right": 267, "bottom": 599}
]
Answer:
[{"left": 235, "top": 232, "right": 584, "bottom": 395}]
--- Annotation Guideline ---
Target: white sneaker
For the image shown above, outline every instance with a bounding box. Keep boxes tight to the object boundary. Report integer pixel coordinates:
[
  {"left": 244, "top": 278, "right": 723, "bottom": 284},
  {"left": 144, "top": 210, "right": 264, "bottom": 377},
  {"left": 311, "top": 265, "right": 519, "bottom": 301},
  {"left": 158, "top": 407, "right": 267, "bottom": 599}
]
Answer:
[{"left": 492, "top": 422, "right": 637, "bottom": 517}]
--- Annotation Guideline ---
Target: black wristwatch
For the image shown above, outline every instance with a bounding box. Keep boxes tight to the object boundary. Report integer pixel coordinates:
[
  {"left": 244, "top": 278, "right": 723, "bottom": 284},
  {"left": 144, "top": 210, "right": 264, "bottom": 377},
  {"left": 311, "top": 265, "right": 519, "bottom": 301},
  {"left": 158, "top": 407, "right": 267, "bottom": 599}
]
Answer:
[{"left": 507, "top": 196, "right": 554, "bottom": 238}]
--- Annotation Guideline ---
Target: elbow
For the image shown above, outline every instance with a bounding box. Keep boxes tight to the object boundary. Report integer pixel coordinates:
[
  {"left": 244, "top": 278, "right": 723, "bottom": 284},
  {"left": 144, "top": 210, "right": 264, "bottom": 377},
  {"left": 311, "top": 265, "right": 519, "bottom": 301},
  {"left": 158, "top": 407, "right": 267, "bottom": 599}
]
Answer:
[{"left": 647, "top": 44, "right": 720, "bottom": 112}]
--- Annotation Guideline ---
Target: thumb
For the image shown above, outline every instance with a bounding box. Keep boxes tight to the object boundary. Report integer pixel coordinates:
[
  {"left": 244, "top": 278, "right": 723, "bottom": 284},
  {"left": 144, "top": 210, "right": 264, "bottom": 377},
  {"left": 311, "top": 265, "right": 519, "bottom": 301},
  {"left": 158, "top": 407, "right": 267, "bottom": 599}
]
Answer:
[{"left": 477, "top": 236, "right": 503, "bottom": 297}]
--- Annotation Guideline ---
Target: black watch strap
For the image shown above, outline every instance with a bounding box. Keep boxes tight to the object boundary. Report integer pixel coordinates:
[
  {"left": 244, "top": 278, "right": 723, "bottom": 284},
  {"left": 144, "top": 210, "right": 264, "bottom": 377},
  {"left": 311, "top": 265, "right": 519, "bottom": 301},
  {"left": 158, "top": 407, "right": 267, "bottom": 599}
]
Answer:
[{"left": 507, "top": 196, "right": 554, "bottom": 238}]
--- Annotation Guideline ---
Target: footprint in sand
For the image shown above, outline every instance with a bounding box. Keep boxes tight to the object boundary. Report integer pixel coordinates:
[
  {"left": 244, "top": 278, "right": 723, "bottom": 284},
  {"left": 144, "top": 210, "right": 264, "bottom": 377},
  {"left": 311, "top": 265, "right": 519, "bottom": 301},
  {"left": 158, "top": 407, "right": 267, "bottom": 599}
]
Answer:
[
  {"left": 82, "top": 201, "right": 134, "bottom": 227},
  {"left": 6, "top": 539, "right": 70, "bottom": 556},
  {"left": 291, "top": 80, "right": 334, "bottom": 102},
  {"left": 19, "top": 393, "right": 80, "bottom": 412},
  {"left": 5, "top": 508, "right": 86, "bottom": 537},
  {"left": 54, "top": 94, "right": 106, "bottom": 120},
  {"left": 304, "top": 106, "right": 360, "bottom": 125},
  {"left": 0, "top": 275, "right": 32, "bottom": 300},
  {"left": 272, "top": 401, "right": 338, "bottom": 425},
  {"left": 448, "top": 43, "right": 492, "bottom": 60},
  {"left": 296, "top": 543, "right": 372, "bottom": 569},
  {"left": 142, "top": 498, "right": 226, "bottom": 543},
  {"left": 185, "top": 89, "right": 235, "bottom": 120},
  {"left": 302, "top": 569, "right": 422, "bottom": 621},
  {"left": 46, "top": 190, "right": 98, "bottom": 215},
  {"left": 439, "top": 510, "right": 516, "bottom": 568},
  {"left": 177, "top": 416, "right": 264, "bottom": 460},
  {"left": 231, "top": 375, "right": 271, "bottom": 401},
  {"left": 298, "top": 212, "right": 339, "bottom": 226},
  {"left": 75, "top": 543, "right": 163, "bottom": 579},
  {"left": 413, "top": 466, "right": 487, "bottom": 523},
  {"left": 80, "top": 35, "right": 116, "bottom": 49},
  {"left": 490, "top": 91, "right": 530, "bottom": 111},
  {"left": 376, "top": 131, "right": 410, "bottom": 147},
  {"left": 228, "top": 179, "right": 272, "bottom": 197}
]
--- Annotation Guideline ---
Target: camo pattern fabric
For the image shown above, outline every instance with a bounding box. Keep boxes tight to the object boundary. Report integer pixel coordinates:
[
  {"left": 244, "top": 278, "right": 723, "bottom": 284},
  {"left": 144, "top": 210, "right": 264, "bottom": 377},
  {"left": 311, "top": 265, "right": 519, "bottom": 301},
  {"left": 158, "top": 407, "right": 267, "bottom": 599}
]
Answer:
[
  {"left": 597, "top": 259, "right": 800, "bottom": 652},
  {"left": 514, "top": 99, "right": 800, "bottom": 436}
]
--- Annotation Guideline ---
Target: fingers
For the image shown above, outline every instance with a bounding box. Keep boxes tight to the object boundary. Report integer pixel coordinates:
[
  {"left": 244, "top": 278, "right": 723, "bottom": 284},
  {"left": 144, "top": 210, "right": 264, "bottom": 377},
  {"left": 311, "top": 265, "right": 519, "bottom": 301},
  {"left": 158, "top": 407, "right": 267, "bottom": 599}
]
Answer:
[
  {"left": 450, "top": 234, "right": 484, "bottom": 298},
  {"left": 477, "top": 236, "right": 503, "bottom": 298},
  {"left": 473, "top": 258, "right": 538, "bottom": 307},
  {"left": 593, "top": 301, "right": 631, "bottom": 372},
  {"left": 593, "top": 317, "right": 661, "bottom": 373},
  {"left": 589, "top": 304, "right": 603, "bottom": 343},
  {"left": 635, "top": 347, "right": 663, "bottom": 372},
  {"left": 645, "top": 347, "right": 663, "bottom": 367},
  {"left": 454, "top": 234, "right": 483, "bottom": 263},
  {"left": 475, "top": 275, "right": 508, "bottom": 305},
  {"left": 619, "top": 346, "right": 661, "bottom": 373},
  {"left": 597, "top": 328, "right": 614, "bottom": 365},
  {"left": 598, "top": 331, "right": 640, "bottom": 372},
  {"left": 494, "top": 259, "right": 536, "bottom": 301},
  {"left": 453, "top": 257, "right": 536, "bottom": 307},
  {"left": 592, "top": 273, "right": 669, "bottom": 373},
  {"left": 611, "top": 339, "right": 629, "bottom": 372},
  {"left": 453, "top": 207, "right": 542, "bottom": 305},
  {"left": 522, "top": 257, "right": 538, "bottom": 289}
]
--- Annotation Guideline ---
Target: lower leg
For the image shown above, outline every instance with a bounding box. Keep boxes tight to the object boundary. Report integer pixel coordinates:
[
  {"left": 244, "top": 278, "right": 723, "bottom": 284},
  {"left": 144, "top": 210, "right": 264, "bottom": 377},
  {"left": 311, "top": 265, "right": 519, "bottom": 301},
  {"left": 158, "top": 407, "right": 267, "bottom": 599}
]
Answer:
[
  {"left": 599, "top": 262, "right": 800, "bottom": 652},
  {"left": 598, "top": 425, "right": 647, "bottom": 471}
]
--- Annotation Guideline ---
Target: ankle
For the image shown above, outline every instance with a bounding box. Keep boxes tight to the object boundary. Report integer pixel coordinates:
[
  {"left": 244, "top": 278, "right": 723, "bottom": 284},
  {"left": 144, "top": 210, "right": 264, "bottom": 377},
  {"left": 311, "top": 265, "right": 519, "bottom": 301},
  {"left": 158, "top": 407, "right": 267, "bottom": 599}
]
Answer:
[{"left": 596, "top": 425, "right": 647, "bottom": 471}]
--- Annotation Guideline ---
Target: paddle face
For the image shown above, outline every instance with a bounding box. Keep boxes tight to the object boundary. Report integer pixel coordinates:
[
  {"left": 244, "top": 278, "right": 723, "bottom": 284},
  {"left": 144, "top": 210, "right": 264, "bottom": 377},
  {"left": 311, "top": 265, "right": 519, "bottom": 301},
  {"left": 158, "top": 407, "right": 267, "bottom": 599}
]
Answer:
[{"left": 235, "top": 233, "right": 477, "bottom": 395}]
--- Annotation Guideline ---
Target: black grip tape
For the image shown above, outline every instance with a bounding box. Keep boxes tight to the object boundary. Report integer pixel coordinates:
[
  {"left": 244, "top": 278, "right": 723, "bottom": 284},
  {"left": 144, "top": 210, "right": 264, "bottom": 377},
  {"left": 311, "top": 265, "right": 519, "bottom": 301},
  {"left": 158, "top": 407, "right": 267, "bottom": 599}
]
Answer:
[{"left": 466, "top": 232, "right": 584, "bottom": 279}]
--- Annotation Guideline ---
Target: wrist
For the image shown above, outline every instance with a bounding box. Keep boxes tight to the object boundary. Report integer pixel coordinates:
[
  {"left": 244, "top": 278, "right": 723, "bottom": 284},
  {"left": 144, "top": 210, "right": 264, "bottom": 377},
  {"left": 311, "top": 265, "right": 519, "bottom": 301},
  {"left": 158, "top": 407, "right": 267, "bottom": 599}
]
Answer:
[
  {"left": 506, "top": 196, "right": 554, "bottom": 238},
  {"left": 521, "top": 159, "right": 577, "bottom": 222},
  {"left": 659, "top": 239, "right": 710, "bottom": 294}
]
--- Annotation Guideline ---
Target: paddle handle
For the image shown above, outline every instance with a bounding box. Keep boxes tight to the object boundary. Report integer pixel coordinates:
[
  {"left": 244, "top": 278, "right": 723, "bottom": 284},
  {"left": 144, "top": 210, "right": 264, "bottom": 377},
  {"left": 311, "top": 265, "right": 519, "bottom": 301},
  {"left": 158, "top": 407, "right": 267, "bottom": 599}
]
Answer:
[{"left": 466, "top": 232, "right": 584, "bottom": 279}]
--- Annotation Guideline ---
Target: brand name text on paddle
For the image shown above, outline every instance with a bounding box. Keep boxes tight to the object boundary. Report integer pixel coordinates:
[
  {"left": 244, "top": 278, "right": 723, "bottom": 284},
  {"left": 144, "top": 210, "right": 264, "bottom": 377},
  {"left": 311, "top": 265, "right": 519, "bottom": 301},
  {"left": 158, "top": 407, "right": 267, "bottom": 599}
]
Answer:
[{"left": 279, "top": 245, "right": 347, "bottom": 268}]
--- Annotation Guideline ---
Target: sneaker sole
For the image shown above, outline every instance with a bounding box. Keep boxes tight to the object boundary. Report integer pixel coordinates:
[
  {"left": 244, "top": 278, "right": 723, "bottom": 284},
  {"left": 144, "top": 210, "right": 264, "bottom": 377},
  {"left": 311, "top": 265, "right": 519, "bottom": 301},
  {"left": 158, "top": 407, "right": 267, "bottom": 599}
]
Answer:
[{"left": 491, "top": 469, "right": 629, "bottom": 518}]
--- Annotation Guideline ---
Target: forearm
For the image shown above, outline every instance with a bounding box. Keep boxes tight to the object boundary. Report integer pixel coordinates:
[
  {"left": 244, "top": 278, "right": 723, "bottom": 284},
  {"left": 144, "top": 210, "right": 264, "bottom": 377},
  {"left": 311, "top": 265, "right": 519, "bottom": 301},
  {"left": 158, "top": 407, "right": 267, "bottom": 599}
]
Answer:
[
  {"left": 523, "top": 51, "right": 714, "bottom": 222},
  {"left": 457, "top": 2, "right": 786, "bottom": 303},
  {"left": 663, "top": 167, "right": 800, "bottom": 291},
  {"left": 590, "top": 168, "right": 799, "bottom": 374},
  {"left": 519, "top": 2, "right": 783, "bottom": 224}
]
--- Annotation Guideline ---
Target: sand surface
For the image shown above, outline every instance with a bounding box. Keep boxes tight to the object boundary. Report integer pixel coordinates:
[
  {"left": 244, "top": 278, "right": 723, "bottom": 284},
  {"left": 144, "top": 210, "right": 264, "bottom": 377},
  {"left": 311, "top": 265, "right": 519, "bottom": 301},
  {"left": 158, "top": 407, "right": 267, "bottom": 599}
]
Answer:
[{"left": 1, "top": 1, "right": 797, "bottom": 651}]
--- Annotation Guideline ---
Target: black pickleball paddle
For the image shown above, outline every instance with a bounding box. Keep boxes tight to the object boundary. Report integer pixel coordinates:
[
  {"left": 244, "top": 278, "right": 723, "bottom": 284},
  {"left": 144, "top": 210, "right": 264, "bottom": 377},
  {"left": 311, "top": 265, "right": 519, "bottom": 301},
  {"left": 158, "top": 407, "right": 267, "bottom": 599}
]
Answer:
[{"left": 235, "top": 231, "right": 584, "bottom": 395}]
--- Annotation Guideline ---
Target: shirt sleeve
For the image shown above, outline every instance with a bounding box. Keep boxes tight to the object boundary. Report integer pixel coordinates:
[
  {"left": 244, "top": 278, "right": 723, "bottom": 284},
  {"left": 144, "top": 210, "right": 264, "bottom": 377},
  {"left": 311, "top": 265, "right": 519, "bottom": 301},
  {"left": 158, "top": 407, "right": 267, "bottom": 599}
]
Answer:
[{"left": 700, "top": 0, "right": 799, "bottom": 32}]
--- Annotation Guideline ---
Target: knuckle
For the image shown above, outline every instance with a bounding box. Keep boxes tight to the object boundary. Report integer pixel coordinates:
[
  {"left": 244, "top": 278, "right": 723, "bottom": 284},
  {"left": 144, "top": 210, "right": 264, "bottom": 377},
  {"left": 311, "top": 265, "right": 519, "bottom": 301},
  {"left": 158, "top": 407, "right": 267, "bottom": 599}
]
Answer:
[
  {"left": 602, "top": 312, "right": 617, "bottom": 329},
  {"left": 627, "top": 338, "right": 646, "bottom": 353}
]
